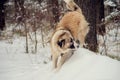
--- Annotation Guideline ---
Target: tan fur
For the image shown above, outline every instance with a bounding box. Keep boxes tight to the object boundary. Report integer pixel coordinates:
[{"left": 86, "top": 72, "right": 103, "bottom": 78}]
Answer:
[
  {"left": 57, "top": 11, "right": 89, "bottom": 47},
  {"left": 50, "top": 30, "right": 76, "bottom": 70},
  {"left": 50, "top": 0, "right": 89, "bottom": 70}
]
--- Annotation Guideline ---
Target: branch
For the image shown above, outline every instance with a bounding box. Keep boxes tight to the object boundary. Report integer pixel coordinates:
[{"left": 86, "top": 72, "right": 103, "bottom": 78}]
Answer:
[
  {"left": 98, "top": 10, "right": 120, "bottom": 26},
  {"left": 105, "top": 10, "right": 120, "bottom": 23}
]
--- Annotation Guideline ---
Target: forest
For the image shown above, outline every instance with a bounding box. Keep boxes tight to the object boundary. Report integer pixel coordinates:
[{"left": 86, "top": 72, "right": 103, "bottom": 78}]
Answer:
[
  {"left": 0, "top": 0, "right": 119, "bottom": 59},
  {"left": 0, "top": 0, "right": 120, "bottom": 80}
]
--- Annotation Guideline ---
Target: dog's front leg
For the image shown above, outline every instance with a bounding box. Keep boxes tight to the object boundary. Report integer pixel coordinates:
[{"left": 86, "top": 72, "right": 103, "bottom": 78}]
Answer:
[
  {"left": 57, "top": 53, "right": 68, "bottom": 70},
  {"left": 52, "top": 55, "right": 58, "bottom": 69}
]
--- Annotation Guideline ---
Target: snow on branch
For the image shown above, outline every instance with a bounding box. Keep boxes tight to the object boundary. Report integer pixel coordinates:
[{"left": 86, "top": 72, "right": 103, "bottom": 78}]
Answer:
[
  {"left": 98, "top": 10, "right": 120, "bottom": 26},
  {"left": 104, "top": 10, "right": 120, "bottom": 23},
  {"left": 104, "top": 0, "right": 117, "bottom": 7}
]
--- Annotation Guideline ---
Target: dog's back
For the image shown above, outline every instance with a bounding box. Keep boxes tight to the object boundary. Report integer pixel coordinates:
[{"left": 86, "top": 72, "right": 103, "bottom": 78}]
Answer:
[
  {"left": 57, "top": 11, "right": 88, "bottom": 41},
  {"left": 57, "top": 0, "right": 89, "bottom": 46}
]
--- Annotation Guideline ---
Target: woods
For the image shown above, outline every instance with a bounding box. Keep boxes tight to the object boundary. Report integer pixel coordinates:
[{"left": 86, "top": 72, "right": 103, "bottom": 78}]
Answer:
[
  {"left": 0, "top": 0, "right": 120, "bottom": 59},
  {"left": 0, "top": 0, "right": 120, "bottom": 79},
  {"left": 0, "top": 0, "right": 120, "bottom": 80}
]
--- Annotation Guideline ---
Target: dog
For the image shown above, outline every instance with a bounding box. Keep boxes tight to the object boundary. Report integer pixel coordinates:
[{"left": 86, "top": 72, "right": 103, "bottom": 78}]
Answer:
[
  {"left": 50, "top": 29, "right": 78, "bottom": 70},
  {"left": 50, "top": 0, "right": 89, "bottom": 70},
  {"left": 58, "top": 0, "right": 89, "bottom": 47}
]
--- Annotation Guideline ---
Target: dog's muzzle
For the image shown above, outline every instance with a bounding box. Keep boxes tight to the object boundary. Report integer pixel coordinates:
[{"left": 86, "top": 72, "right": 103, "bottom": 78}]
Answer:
[{"left": 69, "top": 44, "right": 75, "bottom": 49}]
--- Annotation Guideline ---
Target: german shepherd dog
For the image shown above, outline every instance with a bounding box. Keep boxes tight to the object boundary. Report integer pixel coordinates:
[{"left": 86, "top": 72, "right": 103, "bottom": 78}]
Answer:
[{"left": 50, "top": 0, "right": 89, "bottom": 70}]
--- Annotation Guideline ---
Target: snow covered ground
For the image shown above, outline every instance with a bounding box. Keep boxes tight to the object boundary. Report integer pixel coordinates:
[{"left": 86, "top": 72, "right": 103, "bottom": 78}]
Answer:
[{"left": 0, "top": 37, "right": 120, "bottom": 80}]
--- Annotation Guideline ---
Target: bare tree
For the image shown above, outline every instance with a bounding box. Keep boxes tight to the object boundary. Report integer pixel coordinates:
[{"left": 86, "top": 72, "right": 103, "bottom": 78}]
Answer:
[
  {"left": 15, "top": 0, "right": 29, "bottom": 53},
  {"left": 0, "top": 0, "right": 7, "bottom": 31}
]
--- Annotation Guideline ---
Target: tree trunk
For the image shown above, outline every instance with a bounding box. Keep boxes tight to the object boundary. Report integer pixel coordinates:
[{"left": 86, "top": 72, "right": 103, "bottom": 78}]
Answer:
[
  {"left": 75, "top": 0, "right": 98, "bottom": 52},
  {"left": 0, "top": 0, "right": 6, "bottom": 31},
  {"left": 24, "top": 21, "right": 29, "bottom": 53},
  {"left": 96, "top": 0, "right": 105, "bottom": 36},
  {"left": 51, "top": 0, "right": 60, "bottom": 23},
  {"left": 48, "top": 0, "right": 60, "bottom": 27},
  {"left": 16, "top": 0, "right": 28, "bottom": 53},
  {"left": 14, "top": 0, "right": 18, "bottom": 18}
]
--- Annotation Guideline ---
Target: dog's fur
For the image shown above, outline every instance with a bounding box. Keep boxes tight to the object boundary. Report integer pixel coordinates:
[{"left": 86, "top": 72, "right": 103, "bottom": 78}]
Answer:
[
  {"left": 50, "top": 0, "right": 89, "bottom": 70},
  {"left": 50, "top": 29, "right": 77, "bottom": 70},
  {"left": 57, "top": 0, "right": 89, "bottom": 47}
]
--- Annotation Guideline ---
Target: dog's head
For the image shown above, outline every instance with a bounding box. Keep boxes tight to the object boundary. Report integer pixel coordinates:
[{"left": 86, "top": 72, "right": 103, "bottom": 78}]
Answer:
[{"left": 57, "top": 31, "right": 79, "bottom": 50}]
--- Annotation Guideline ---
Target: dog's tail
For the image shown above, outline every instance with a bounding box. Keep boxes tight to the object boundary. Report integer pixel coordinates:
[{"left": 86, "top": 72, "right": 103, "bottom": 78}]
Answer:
[{"left": 63, "top": 0, "right": 82, "bottom": 13}]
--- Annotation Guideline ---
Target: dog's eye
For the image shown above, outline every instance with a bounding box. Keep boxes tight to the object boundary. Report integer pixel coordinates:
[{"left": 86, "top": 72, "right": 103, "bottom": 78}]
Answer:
[
  {"left": 57, "top": 39, "right": 65, "bottom": 48},
  {"left": 61, "top": 39, "right": 65, "bottom": 44}
]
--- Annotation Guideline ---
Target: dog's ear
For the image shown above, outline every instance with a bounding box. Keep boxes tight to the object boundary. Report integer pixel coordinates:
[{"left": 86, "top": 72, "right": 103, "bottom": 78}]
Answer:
[{"left": 57, "top": 39, "right": 65, "bottom": 48}]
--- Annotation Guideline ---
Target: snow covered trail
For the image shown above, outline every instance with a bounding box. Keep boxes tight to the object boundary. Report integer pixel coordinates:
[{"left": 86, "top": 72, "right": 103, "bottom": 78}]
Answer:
[{"left": 0, "top": 39, "right": 120, "bottom": 80}]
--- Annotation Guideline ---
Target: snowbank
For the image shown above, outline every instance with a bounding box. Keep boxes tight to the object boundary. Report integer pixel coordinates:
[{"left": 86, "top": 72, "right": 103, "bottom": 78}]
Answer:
[
  {"left": 0, "top": 40, "right": 120, "bottom": 80},
  {"left": 51, "top": 48, "right": 120, "bottom": 80}
]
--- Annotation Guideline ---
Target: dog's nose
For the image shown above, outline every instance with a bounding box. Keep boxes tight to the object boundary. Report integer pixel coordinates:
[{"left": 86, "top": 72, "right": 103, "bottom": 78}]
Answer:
[{"left": 70, "top": 44, "right": 75, "bottom": 49}]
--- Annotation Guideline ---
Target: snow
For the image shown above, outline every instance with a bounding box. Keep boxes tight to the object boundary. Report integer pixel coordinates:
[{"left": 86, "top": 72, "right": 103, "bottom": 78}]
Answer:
[
  {"left": 104, "top": 0, "right": 116, "bottom": 7},
  {"left": 0, "top": 37, "right": 120, "bottom": 80}
]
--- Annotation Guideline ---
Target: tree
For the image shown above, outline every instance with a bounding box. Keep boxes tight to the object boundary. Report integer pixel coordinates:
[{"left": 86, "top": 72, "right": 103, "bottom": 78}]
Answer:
[
  {"left": 51, "top": 0, "right": 60, "bottom": 23},
  {"left": 96, "top": 0, "right": 105, "bottom": 36},
  {"left": 48, "top": 0, "right": 60, "bottom": 27},
  {"left": 0, "top": 0, "right": 7, "bottom": 31},
  {"left": 75, "top": 0, "right": 104, "bottom": 52},
  {"left": 14, "top": 0, "right": 25, "bottom": 25},
  {"left": 14, "top": 0, "right": 28, "bottom": 53}
]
